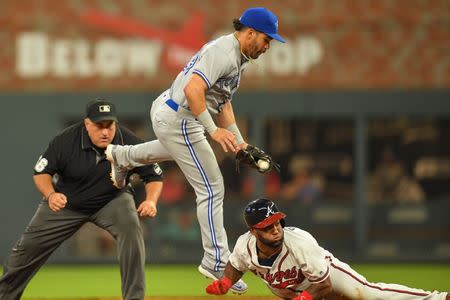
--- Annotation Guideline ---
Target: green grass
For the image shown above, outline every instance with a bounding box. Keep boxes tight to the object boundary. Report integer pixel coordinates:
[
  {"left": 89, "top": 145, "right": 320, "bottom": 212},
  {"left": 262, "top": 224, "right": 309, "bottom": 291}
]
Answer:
[
  {"left": 3, "top": 264, "right": 447, "bottom": 298},
  {"left": 19, "top": 265, "right": 271, "bottom": 298}
]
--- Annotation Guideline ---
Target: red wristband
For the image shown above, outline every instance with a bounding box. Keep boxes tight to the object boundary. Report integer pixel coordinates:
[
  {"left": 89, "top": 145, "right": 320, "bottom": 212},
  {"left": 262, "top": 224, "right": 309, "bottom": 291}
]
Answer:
[
  {"left": 294, "top": 290, "right": 313, "bottom": 300},
  {"left": 301, "top": 291, "right": 313, "bottom": 300},
  {"left": 206, "top": 276, "right": 233, "bottom": 295}
]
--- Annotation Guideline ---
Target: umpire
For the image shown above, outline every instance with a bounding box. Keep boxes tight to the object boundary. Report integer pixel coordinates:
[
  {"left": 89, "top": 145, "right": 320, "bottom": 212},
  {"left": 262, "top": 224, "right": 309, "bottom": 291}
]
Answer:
[{"left": 0, "top": 100, "right": 163, "bottom": 300}]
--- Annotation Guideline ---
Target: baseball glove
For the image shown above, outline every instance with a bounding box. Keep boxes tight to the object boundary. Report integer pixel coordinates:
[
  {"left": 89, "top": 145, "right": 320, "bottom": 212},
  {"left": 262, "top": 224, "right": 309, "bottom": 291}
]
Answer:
[{"left": 235, "top": 144, "right": 280, "bottom": 174}]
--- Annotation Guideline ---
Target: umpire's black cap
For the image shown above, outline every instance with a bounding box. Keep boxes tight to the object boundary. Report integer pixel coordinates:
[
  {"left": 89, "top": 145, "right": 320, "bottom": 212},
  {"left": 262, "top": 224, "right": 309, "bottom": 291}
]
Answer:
[
  {"left": 244, "top": 198, "right": 286, "bottom": 229},
  {"left": 86, "top": 100, "right": 118, "bottom": 123}
]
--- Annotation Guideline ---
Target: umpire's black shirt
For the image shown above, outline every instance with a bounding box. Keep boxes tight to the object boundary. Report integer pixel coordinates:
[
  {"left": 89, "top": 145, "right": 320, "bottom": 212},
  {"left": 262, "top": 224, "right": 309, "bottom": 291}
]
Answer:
[{"left": 33, "top": 121, "right": 163, "bottom": 214}]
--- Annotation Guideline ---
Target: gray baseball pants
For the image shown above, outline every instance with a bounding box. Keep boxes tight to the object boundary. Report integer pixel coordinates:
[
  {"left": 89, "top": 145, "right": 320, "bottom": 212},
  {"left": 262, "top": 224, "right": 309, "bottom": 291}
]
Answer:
[
  {"left": 0, "top": 191, "right": 146, "bottom": 300},
  {"left": 111, "top": 90, "right": 230, "bottom": 273}
]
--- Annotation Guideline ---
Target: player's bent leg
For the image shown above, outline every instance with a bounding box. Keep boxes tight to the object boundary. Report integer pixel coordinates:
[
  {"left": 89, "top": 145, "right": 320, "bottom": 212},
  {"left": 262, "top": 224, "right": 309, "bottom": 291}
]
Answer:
[
  {"left": 108, "top": 140, "right": 172, "bottom": 168},
  {"left": 92, "top": 192, "right": 146, "bottom": 300},
  {"left": 154, "top": 119, "right": 248, "bottom": 294},
  {"left": 105, "top": 144, "right": 130, "bottom": 189},
  {"left": 156, "top": 119, "right": 231, "bottom": 269},
  {"left": 175, "top": 136, "right": 247, "bottom": 294},
  {"left": 195, "top": 170, "right": 229, "bottom": 270},
  {"left": 106, "top": 140, "right": 171, "bottom": 189},
  {"left": 329, "top": 257, "right": 447, "bottom": 300}
]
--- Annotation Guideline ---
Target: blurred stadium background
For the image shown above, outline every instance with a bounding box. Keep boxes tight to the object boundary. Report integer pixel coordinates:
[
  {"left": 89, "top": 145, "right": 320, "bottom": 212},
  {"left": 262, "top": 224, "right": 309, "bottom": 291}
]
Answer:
[{"left": 0, "top": 0, "right": 449, "bottom": 298}]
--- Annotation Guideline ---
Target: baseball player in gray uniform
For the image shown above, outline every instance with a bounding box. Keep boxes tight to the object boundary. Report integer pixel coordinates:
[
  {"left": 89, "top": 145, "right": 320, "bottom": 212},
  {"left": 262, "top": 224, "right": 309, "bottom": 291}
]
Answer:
[
  {"left": 104, "top": 7, "right": 285, "bottom": 294},
  {"left": 206, "top": 198, "right": 449, "bottom": 300}
]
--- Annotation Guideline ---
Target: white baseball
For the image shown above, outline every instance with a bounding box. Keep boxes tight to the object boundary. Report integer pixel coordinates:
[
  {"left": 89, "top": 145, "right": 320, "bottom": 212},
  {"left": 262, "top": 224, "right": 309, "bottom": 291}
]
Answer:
[{"left": 257, "top": 159, "right": 270, "bottom": 171}]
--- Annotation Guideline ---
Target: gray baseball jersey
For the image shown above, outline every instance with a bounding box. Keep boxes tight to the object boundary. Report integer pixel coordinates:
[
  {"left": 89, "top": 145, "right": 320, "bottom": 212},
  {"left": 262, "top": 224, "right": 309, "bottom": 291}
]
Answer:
[
  {"left": 169, "top": 33, "right": 248, "bottom": 114},
  {"left": 229, "top": 227, "right": 448, "bottom": 299},
  {"left": 111, "top": 33, "right": 250, "bottom": 274}
]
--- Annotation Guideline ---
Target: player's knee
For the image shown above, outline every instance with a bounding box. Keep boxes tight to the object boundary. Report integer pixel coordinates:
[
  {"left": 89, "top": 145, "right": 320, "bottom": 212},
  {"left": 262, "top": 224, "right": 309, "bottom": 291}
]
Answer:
[
  {"left": 212, "top": 179, "right": 225, "bottom": 199},
  {"left": 195, "top": 185, "right": 225, "bottom": 203},
  {"left": 215, "top": 187, "right": 225, "bottom": 201}
]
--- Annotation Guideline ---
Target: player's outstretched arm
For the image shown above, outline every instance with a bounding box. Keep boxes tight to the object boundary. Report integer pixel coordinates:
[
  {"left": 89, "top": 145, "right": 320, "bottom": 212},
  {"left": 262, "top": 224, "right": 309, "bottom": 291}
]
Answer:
[
  {"left": 205, "top": 262, "right": 244, "bottom": 295},
  {"left": 223, "top": 261, "right": 244, "bottom": 284}
]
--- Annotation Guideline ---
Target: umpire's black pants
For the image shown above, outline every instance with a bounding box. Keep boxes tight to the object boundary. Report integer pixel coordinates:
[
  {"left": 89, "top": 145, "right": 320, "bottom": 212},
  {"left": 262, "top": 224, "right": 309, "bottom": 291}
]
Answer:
[{"left": 0, "top": 191, "right": 146, "bottom": 300}]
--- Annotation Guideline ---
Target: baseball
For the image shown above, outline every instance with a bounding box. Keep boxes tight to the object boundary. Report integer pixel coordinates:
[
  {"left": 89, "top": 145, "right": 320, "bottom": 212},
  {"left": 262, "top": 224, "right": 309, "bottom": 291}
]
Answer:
[{"left": 257, "top": 159, "right": 270, "bottom": 171}]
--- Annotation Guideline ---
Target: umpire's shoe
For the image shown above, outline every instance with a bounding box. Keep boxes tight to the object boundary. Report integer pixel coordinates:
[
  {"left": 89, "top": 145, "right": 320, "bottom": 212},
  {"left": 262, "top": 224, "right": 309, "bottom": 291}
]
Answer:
[
  {"left": 105, "top": 144, "right": 128, "bottom": 189},
  {"left": 198, "top": 264, "right": 248, "bottom": 295}
]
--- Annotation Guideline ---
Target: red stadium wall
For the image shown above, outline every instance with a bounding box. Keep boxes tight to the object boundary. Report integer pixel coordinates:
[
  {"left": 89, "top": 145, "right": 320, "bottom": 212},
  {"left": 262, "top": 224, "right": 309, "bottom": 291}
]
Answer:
[{"left": 0, "top": 0, "right": 449, "bottom": 91}]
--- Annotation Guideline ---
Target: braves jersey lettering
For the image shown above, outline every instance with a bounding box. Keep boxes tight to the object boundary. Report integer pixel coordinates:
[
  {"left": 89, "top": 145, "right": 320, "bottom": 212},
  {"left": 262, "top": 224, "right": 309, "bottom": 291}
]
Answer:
[{"left": 256, "top": 265, "right": 305, "bottom": 289}]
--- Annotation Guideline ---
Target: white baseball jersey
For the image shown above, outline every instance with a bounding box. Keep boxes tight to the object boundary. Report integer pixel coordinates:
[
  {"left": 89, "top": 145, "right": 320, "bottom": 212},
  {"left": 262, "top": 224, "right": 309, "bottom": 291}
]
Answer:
[{"left": 229, "top": 227, "right": 448, "bottom": 299}]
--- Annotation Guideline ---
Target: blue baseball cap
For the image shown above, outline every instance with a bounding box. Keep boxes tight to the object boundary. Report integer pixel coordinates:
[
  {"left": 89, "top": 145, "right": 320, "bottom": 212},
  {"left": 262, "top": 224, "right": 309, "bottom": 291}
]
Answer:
[{"left": 239, "top": 7, "right": 285, "bottom": 43}]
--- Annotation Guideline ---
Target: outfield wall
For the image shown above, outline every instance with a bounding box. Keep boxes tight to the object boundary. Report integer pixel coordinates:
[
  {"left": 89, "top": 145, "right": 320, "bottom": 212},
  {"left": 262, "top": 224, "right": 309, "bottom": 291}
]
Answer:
[{"left": 0, "top": 91, "right": 449, "bottom": 263}]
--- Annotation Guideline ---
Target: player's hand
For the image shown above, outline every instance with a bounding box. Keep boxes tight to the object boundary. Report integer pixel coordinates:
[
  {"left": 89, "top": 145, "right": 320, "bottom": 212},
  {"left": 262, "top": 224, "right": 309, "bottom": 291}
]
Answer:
[
  {"left": 137, "top": 200, "right": 157, "bottom": 217},
  {"left": 206, "top": 277, "right": 233, "bottom": 295},
  {"left": 238, "top": 142, "right": 248, "bottom": 151},
  {"left": 47, "top": 192, "right": 67, "bottom": 212},
  {"left": 210, "top": 128, "right": 239, "bottom": 153}
]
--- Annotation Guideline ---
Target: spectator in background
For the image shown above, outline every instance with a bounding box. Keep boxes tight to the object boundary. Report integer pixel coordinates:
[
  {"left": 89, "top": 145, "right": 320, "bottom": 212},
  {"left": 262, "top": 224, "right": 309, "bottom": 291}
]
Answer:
[
  {"left": 216, "top": 153, "right": 244, "bottom": 201},
  {"left": 240, "top": 171, "right": 281, "bottom": 201},
  {"left": 159, "top": 208, "right": 201, "bottom": 243},
  {"left": 156, "top": 164, "right": 200, "bottom": 243},
  {"left": 158, "top": 164, "right": 191, "bottom": 205},
  {"left": 368, "top": 146, "right": 425, "bottom": 204},
  {"left": 280, "top": 155, "right": 324, "bottom": 205}
]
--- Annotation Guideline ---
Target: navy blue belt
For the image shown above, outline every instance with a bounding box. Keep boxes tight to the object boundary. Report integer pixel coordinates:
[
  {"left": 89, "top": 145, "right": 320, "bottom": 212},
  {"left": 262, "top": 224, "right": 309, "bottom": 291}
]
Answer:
[{"left": 165, "top": 99, "right": 179, "bottom": 112}]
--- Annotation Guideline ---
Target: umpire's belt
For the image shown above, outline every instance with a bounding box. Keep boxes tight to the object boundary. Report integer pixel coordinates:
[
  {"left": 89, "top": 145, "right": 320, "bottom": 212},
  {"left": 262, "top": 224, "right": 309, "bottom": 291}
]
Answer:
[{"left": 165, "top": 99, "right": 179, "bottom": 112}]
